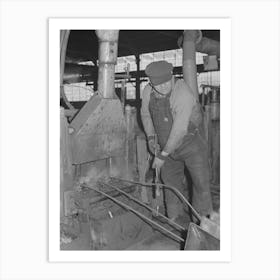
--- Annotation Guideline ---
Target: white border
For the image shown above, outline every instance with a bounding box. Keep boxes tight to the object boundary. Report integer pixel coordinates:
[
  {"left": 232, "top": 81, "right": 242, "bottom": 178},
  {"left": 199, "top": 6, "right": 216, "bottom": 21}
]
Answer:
[{"left": 49, "top": 18, "right": 231, "bottom": 262}]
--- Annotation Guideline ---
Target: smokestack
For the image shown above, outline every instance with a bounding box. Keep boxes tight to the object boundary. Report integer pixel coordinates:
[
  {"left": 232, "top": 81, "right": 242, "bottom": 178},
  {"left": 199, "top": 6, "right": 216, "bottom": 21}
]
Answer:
[{"left": 95, "top": 30, "right": 119, "bottom": 98}]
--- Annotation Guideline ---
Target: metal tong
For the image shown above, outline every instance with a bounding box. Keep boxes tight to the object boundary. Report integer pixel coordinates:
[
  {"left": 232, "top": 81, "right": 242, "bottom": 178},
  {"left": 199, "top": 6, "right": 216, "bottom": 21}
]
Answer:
[{"left": 152, "top": 134, "right": 161, "bottom": 216}]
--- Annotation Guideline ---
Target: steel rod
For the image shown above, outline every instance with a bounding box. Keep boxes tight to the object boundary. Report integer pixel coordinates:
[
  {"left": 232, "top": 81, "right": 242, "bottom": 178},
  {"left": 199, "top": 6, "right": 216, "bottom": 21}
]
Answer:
[
  {"left": 109, "top": 177, "right": 202, "bottom": 221},
  {"left": 86, "top": 186, "right": 185, "bottom": 243},
  {"left": 89, "top": 186, "right": 135, "bottom": 205},
  {"left": 99, "top": 181, "right": 185, "bottom": 231}
]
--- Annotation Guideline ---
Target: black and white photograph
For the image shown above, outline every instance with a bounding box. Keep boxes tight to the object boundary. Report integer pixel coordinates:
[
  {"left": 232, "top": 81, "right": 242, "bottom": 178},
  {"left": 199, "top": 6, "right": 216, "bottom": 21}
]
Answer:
[
  {"left": 58, "top": 28, "right": 222, "bottom": 252},
  {"left": 1, "top": 1, "right": 279, "bottom": 279}
]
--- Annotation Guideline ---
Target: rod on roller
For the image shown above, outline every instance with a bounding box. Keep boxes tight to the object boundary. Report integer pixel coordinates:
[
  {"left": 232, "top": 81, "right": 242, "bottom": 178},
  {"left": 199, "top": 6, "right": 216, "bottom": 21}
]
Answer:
[
  {"left": 86, "top": 185, "right": 185, "bottom": 243},
  {"left": 98, "top": 181, "right": 185, "bottom": 231},
  {"left": 109, "top": 177, "right": 202, "bottom": 221}
]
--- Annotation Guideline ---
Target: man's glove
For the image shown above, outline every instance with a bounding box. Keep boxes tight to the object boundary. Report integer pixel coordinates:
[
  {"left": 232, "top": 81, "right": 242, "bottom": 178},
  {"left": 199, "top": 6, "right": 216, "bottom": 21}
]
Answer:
[
  {"left": 147, "top": 135, "right": 160, "bottom": 155},
  {"left": 152, "top": 156, "right": 165, "bottom": 170}
]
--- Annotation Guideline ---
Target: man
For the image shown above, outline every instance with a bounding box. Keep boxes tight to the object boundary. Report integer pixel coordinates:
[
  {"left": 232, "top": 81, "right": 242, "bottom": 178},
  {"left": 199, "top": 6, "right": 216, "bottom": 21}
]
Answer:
[{"left": 141, "top": 60, "right": 213, "bottom": 223}]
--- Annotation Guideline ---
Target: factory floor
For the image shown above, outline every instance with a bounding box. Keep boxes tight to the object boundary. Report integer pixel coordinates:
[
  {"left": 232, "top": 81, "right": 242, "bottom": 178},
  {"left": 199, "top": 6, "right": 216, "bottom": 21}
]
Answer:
[
  {"left": 127, "top": 185, "right": 220, "bottom": 251},
  {"left": 61, "top": 185, "right": 220, "bottom": 251},
  {"left": 126, "top": 231, "right": 181, "bottom": 250},
  {"left": 125, "top": 216, "right": 189, "bottom": 250}
]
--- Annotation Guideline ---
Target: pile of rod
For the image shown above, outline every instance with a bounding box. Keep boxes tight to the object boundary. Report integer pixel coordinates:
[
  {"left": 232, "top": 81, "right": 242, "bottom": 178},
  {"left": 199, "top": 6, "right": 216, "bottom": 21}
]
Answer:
[{"left": 83, "top": 178, "right": 186, "bottom": 243}]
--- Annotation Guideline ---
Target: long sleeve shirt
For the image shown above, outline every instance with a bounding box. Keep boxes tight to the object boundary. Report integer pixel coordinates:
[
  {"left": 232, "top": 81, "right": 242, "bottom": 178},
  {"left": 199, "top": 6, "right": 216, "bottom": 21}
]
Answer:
[{"left": 140, "top": 79, "right": 196, "bottom": 155}]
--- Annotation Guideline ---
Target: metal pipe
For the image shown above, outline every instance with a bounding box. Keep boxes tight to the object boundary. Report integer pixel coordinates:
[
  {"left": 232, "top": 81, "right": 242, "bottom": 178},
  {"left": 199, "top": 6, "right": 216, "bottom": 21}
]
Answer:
[
  {"left": 99, "top": 181, "right": 185, "bottom": 231},
  {"left": 63, "top": 64, "right": 216, "bottom": 85},
  {"left": 86, "top": 185, "right": 185, "bottom": 243},
  {"left": 135, "top": 54, "right": 141, "bottom": 106},
  {"left": 95, "top": 30, "right": 119, "bottom": 98},
  {"left": 210, "top": 89, "right": 220, "bottom": 121},
  {"left": 182, "top": 30, "right": 201, "bottom": 100},
  {"left": 120, "top": 80, "right": 126, "bottom": 112},
  {"left": 178, "top": 34, "right": 220, "bottom": 57},
  {"left": 63, "top": 63, "right": 97, "bottom": 84},
  {"left": 109, "top": 177, "right": 202, "bottom": 221},
  {"left": 196, "top": 37, "right": 220, "bottom": 57},
  {"left": 89, "top": 186, "right": 135, "bottom": 205}
]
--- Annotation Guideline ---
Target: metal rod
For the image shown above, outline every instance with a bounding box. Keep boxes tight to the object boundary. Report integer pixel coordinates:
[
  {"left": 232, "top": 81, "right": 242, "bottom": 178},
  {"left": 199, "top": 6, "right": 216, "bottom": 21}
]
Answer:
[
  {"left": 99, "top": 181, "right": 185, "bottom": 231},
  {"left": 89, "top": 186, "right": 135, "bottom": 205},
  {"left": 110, "top": 177, "right": 202, "bottom": 221},
  {"left": 87, "top": 186, "right": 185, "bottom": 243}
]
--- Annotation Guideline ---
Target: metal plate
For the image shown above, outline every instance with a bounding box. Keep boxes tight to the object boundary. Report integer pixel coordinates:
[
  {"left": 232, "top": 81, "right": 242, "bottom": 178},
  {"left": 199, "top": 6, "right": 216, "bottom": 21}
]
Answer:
[
  {"left": 71, "top": 96, "right": 126, "bottom": 164},
  {"left": 184, "top": 222, "right": 220, "bottom": 250}
]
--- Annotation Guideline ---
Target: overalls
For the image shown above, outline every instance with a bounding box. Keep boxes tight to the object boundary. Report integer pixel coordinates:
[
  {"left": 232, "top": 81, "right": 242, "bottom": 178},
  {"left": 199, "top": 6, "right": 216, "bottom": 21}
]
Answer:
[{"left": 149, "top": 91, "right": 213, "bottom": 219}]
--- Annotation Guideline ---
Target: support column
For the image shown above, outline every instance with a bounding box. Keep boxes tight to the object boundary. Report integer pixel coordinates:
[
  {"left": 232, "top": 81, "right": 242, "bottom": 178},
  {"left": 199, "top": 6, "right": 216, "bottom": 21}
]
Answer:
[
  {"left": 93, "top": 58, "right": 98, "bottom": 92},
  {"left": 135, "top": 54, "right": 141, "bottom": 107},
  {"left": 210, "top": 89, "right": 220, "bottom": 185}
]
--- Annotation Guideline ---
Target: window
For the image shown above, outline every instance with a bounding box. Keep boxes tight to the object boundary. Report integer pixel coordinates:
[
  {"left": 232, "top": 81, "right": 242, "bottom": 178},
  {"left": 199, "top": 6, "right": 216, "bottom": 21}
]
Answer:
[{"left": 64, "top": 83, "right": 94, "bottom": 102}]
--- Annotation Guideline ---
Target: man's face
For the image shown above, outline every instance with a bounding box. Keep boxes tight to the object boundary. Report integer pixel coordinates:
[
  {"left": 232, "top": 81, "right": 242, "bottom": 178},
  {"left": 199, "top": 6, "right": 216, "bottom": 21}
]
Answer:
[{"left": 153, "top": 79, "right": 172, "bottom": 96}]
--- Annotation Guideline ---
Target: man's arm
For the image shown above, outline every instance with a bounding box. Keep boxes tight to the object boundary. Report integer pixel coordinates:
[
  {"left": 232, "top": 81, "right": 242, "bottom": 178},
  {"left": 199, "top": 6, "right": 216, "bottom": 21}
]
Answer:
[
  {"left": 163, "top": 80, "right": 195, "bottom": 154},
  {"left": 140, "top": 84, "right": 155, "bottom": 137}
]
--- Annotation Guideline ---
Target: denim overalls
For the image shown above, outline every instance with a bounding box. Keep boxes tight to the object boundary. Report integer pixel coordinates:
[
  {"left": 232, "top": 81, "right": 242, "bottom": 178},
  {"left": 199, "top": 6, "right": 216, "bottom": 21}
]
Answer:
[{"left": 149, "top": 90, "right": 213, "bottom": 218}]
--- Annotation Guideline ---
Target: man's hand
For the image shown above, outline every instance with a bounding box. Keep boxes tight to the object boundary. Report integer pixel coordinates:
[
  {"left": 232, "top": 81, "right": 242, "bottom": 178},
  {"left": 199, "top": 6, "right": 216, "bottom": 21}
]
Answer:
[
  {"left": 152, "top": 156, "right": 165, "bottom": 170},
  {"left": 148, "top": 138, "right": 160, "bottom": 155}
]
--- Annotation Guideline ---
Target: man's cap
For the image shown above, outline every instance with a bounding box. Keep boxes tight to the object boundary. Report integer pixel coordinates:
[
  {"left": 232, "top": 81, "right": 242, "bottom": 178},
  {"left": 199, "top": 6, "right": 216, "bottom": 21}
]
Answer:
[{"left": 145, "top": 61, "right": 173, "bottom": 86}]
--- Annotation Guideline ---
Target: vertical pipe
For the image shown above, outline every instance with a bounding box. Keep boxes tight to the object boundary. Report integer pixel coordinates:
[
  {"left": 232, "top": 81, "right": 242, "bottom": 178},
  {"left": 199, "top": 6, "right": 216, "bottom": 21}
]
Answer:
[
  {"left": 93, "top": 58, "right": 98, "bottom": 91},
  {"left": 210, "top": 89, "right": 220, "bottom": 121},
  {"left": 201, "top": 87, "right": 205, "bottom": 107},
  {"left": 124, "top": 105, "right": 135, "bottom": 180},
  {"left": 121, "top": 80, "right": 126, "bottom": 113},
  {"left": 205, "top": 103, "right": 212, "bottom": 180},
  {"left": 95, "top": 30, "right": 119, "bottom": 98},
  {"left": 211, "top": 119, "right": 220, "bottom": 185},
  {"left": 182, "top": 30, "right": 201, "bottom": 100},
  {"left": 135, "top": 54, "right": 141, "bottom": 106},
  {"left": 135, "top": 54, "right": 142, "bottom": 128},
  {"left": 210, "top": 89, "right": 220, "bottom": 184}
]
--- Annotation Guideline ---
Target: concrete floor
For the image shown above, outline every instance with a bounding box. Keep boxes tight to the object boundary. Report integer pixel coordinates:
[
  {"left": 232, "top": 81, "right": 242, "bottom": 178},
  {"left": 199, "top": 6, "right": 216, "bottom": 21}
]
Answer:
[
  {"left": 61, "top": 187, "right": 220, "bottom": 251},
  {"left": 126, "top": 187, "right": 220, "bottom": 251},
  {"left": 125, "top": 214, "right": 189, "bottom": 250},
  {"left": 126, "top": 231, "right": 181, "bottom": 250}
]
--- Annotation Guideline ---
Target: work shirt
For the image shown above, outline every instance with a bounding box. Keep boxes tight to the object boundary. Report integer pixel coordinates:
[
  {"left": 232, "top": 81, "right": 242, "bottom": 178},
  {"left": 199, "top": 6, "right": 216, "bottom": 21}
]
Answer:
[{"left": 141, "top": 79, "right": 201, "bottom": 154}]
